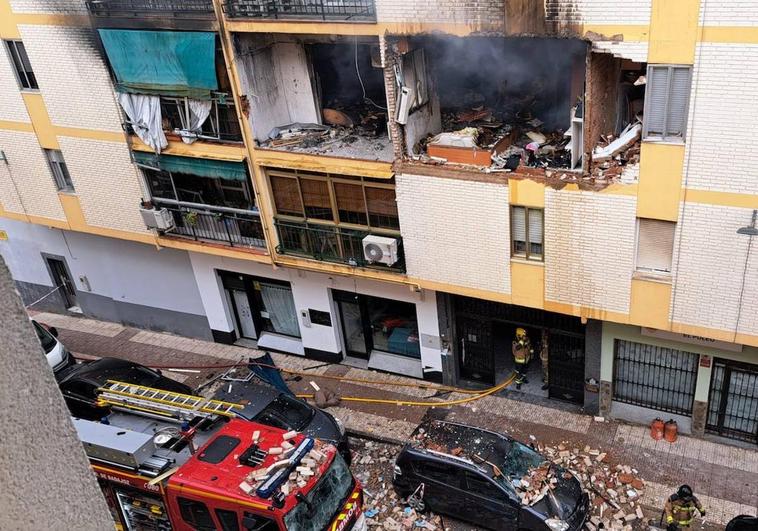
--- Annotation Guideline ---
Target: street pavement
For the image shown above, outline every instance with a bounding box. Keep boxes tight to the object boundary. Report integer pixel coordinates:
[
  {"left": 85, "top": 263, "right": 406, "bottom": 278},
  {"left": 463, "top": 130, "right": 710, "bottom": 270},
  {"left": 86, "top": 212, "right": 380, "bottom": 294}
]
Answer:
[{"left": 35, "top": 312, "right": 757, "bottom": 529}]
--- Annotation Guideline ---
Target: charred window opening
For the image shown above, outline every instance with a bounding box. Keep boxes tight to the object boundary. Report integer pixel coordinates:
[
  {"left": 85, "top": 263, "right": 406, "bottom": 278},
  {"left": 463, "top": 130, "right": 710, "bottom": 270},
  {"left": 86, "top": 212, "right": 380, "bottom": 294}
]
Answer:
[
  {"left": 236, "top": 34, "right": 391, "bottom": 161},
  {"left": 393, "top": 36, "right": 587, "bottom": 173}
]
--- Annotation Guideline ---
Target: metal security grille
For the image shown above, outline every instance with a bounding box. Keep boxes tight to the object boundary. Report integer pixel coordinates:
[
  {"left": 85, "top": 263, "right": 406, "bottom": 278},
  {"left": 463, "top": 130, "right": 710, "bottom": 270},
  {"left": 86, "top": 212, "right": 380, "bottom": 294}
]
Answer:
[
  {"left": 224, "top": 0, "right": 376, "bottom": 20},
  {"left": 706, "top": 360, "right": 758, "bottom": 444},
  {"left": 613, "top": 340, "right": 698, "bottom": 415},
  {"left": 548, "top": 332, "right": 585, "bottom": 404}
]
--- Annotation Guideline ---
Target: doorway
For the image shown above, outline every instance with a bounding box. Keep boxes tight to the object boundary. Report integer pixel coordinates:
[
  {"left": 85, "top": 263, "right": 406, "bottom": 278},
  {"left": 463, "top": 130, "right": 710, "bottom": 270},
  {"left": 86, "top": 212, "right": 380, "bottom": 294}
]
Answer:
[
  {"left": 706, "top": 359, "right": 758, "bottom": 444},
  {"left": 46, "top": 257, "right": 78, "bottom": 311}
]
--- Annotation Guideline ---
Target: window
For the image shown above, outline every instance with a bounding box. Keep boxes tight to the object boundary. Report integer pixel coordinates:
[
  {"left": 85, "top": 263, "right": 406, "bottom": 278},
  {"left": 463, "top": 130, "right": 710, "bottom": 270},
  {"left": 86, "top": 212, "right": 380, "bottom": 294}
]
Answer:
[
  {"left": 45, "top": 150, "right": 74, "bottom": 192},
  {"left": 143, "top": 168, "right": 253, "bottom": 210},
  {"left": 178, "top": 498, "right": 216, "bottom": 531},
  {"left": 464, "top": 471, "right": 499, "bottom": 500},
  {"left": 240, "top": 512, "right": 276, "bottom": 531},
  {"left": 636, "top": 218, "right": 675, "bottom": 273},
  {"left": 5, "top": 40, "right": 37, "bottom": 90},
  {"left": 511, "top": 206, "right": 543, "bottom": 261},
  {"left": 413, "top": 460, "right": 457, "bottom": 484},
  {"left": 197, "top": 435, "right": 240, "bottom": 464},
  {"left": 643, "top": 65, "right": 692, "bottom": 141},
  {"left": 215, "top": 509, "right": 240, "bottom": 531}
]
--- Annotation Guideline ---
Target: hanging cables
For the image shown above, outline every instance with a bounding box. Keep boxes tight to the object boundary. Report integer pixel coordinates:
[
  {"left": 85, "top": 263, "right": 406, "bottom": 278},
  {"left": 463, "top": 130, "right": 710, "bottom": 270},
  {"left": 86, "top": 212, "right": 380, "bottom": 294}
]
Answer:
[{"left": 355, "top": 36, "right": 386, "bottom": 111}]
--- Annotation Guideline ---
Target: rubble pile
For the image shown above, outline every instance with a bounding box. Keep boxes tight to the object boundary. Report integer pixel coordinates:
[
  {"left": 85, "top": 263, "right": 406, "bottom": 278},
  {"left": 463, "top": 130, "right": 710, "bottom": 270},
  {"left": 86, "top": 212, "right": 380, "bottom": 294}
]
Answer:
[
  {"left": 590, "top": 121, "right": 642, "bottom": 183},
  {"left": 535, "top": 442, "right": 647, "bottom": 531}
]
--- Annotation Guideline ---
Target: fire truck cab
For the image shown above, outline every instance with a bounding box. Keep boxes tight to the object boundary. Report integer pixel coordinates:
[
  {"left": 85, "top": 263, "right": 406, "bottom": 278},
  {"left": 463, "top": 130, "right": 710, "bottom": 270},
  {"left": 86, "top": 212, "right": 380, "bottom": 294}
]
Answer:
[{"left": 74, "top": 381, "right": 365, "bottom": 531}]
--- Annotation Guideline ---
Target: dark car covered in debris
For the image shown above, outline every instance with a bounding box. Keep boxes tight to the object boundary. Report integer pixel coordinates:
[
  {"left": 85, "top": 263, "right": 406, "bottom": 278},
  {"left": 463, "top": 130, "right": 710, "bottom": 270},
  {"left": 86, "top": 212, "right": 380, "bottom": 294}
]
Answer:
[
  {"left": 213, "top": 380, "right": 351, "bottom": 464},
  {"left": 393, "top": 420, "right": 589, "bottom": 531}
]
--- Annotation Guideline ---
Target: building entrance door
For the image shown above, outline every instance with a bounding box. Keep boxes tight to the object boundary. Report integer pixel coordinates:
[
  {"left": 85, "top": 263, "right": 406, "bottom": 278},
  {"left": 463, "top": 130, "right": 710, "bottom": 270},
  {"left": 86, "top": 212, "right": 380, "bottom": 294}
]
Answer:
[
  {"left": 707, "top": 359, "right": 758, "bottom": 444},
  {"left": 336, "top": 297, "right": 369, "bottom": 360},
  {"left": 548, "top": 331, "right": 585, "bottom": 404},
  {"left": 47, "top": 257, "right": 78, "bottom": 310},
  {"left": 230, "top": 288, "right": 257, "bottom": 339}
]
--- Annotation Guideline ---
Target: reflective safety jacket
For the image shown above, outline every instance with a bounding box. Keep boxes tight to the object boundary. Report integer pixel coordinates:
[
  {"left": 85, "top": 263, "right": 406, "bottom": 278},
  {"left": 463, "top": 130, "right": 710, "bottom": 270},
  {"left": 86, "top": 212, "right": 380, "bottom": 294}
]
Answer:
[
  {"left": 664, "top": 494, "right": 704, "bottom": 527},
  {"left": 512, "top": 339, "right": 532, "bottom": 364}
]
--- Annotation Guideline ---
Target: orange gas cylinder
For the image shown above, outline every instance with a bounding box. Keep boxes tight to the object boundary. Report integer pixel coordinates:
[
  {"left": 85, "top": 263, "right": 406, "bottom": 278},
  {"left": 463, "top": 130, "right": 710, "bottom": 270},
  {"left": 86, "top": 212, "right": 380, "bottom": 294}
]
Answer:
[
  {"left": 664, "top": 419, "right": 678, "bottom": 442},
  {"left": 650, "top": 418, "right": 665, "bottom": 440}
]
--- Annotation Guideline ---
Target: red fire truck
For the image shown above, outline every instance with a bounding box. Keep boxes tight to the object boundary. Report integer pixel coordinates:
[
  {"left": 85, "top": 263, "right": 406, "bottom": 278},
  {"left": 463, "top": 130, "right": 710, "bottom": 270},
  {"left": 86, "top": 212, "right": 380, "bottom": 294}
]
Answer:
[{"left": 74, "top": 380, "right": 365, "bottom": 531}]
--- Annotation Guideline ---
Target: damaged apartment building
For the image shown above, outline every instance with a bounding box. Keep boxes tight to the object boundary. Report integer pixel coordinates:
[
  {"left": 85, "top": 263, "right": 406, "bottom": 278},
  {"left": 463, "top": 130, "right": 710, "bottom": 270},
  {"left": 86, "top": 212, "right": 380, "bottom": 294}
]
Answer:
[{"left": 2, "top": 0, "right": 758, "bottom": 446}]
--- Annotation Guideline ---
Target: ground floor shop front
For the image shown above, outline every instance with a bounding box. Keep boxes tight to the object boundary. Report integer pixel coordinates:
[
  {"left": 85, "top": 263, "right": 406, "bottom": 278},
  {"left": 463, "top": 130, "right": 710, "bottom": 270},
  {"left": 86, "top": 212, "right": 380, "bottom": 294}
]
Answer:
[{"left": 601, "top": 322, "right": 758, "bottom": 445}]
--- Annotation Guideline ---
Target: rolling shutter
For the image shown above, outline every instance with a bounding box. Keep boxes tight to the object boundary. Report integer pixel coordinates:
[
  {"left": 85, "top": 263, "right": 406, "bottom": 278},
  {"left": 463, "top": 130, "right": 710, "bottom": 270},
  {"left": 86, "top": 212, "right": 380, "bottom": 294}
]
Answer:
[
  {"left": 666, "top": 67, "right": 692, "bottom": 137},
  {"left": 644, "top": 65, "right": 692, "bottom": 140},
  {"left": 636, "top": 219, "right": 675, "bottom": 272},
  {"left": 511, "top": 206, "right": 526, "bottom": 243},
  {"left": 528, "top": 209, "right": 543, "bottom": 245}
]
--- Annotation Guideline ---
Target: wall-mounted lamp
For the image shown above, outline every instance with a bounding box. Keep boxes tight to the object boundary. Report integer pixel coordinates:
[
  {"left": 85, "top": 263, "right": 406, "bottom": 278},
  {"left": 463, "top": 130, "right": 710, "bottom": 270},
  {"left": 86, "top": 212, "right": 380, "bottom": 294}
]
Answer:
[{"left": 737, "top": 210, "right": 758, "bottom": 236}]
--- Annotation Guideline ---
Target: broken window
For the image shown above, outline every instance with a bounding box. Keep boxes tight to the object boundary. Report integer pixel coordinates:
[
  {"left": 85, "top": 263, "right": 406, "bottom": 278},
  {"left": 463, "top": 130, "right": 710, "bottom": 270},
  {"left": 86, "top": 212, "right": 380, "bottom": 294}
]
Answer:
[
  {"left": 643, "top": 65, "right": 692, "bottom": 142},
  {"left": 636, "top": 218, "right": 675, "bottom": 273},
  {"left": 237, "top": 34, "right": 391, "bottom": 161},
  {"left": 511, "top": 206, "right": 543, "bottom": 261}
]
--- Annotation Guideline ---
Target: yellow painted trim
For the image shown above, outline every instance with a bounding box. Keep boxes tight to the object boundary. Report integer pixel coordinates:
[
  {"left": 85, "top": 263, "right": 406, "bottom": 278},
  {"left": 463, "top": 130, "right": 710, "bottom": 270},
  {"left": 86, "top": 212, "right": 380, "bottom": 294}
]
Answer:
[
  {"left": 156, "top": 237, "right": 273, "bottom": 264},
  {"left": 131, "top": 137, "right": 247, "bottom": 162},
  {"left": 21, "top": 92, "right": 59, "bottom": 149},
  {"left": 411, "top": 277, "right": 514, "bottom": 305},
  {"left": 510, "top": 260, "right": 544, "bottom": 310},
  {"left": 648, "top": 0, "right": 700, "bottom": 63},
  {"left": 508, "top": 178, "right": 544, "bottom": 208},
  {"left": 58, "top": 193, "right": 86, "bottom": 230},
  {"left": 544, "top": 299, "right": 631, "bottom": 325},
  {"left": 683, "top": 189, "right": 758, "bottom": 209},
  {"left": 700, "top": 26, "right": 758, "bottom": 44},
  {"left": 54, "top": 126, "right": 125, "bottom": 143},
  {"left": 0, "top": 0, "right": 20, "bottom": 38},
  {"left": 600, "top": 182, "right": 639, "bottom": 196},
  {"left": 12, "top": 13, "right": 90, "bottom": 27},
  {"left": 629, "top": 277, "right": 672, "bottom": 330},
  {"left": 253, "top": 148, "right": 393, "bottom": 179},
  {"left": 581, "top": 24, "right": 650, "bottom": 42},
  {"left": 637, "top": 142, "right": 684, "bottom": 221},
  {"left": 671, "top": 321, "right": 758, "bottom": 350},
  {"left": 0, "top": 204, "right": 70, "bottom": 229},
  {"left": 224, "top": 20, "right": 502, "bottom": 37},
  {"left": 0, "top": 120, "right": 34, "bottom": 133}
]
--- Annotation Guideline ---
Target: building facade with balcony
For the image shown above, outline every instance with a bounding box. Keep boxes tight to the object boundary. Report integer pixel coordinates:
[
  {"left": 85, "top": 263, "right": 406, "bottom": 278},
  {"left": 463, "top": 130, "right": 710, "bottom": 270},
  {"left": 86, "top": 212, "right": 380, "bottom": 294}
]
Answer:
[{"left": 1, "top": 0, "right": 758, "bottom": 443}]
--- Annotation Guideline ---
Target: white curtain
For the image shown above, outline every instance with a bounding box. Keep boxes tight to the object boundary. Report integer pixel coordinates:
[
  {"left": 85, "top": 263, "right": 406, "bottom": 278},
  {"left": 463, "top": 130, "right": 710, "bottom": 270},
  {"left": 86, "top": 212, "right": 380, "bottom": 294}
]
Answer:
[
  {"left": 117, "top": 93, "right": 167, "bottom": 154},
  {"left": 259, "top": 284, "right": 300, "bottom": 337},
  {"left": 180, "top": 99, "right": 213, "bottom": 144}
]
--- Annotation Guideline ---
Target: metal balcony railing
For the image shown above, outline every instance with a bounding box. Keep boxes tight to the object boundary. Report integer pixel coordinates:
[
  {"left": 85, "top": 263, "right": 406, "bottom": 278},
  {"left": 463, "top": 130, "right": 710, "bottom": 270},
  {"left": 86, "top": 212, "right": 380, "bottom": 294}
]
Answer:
[
  {"left": 160, "top": 94, "right": 243, "bottom": 143},
  {"left": 274, "top": 220, "right": 404, "bottom": 272},
  {"left": 156, "top": 200, "right": 266, "bottom": 248},
  {"left": 86, "top": 0, "right": 214, "bottom": 16},
  {"left": 223, "top": 0, "right": 376, "bottom": 20}
]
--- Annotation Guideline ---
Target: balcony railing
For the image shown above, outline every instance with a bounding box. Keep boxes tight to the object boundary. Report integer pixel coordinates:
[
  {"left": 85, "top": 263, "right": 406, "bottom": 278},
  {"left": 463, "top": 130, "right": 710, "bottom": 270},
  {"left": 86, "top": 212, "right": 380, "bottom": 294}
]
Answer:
[
  {"left": 223, "top": 0, "right": 376, "bottom": 20},
  {"left": 160, "top": 94, "right": 243, "bottom": 143},
  {"left": 86, "top": 0, "right": 214, "bottom": 16},
  {"left": 156, "top": 200, "right": 266, "bottom": 248},
  {"left": 274, "top": 220, "right": 404, "bottom": 272}
]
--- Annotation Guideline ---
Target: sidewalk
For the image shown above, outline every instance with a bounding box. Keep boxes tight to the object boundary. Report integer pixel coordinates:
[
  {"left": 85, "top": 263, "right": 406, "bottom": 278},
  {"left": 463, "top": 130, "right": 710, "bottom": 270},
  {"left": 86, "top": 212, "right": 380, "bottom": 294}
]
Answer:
[{"left": 35, "top": 311, "right": 757, "bottom": 527}]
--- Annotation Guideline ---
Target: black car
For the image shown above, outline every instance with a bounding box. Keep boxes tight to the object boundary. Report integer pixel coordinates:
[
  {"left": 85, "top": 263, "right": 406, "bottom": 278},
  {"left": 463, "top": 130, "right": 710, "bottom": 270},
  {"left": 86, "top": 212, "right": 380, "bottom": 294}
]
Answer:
[
  {"left": 393, "top": 420, "right": 589, "bottom": 531},
  {"left": 214, "top": 381, "right": 351, "bottom": 463},
  {"left": 58, "top": 357, "right": 194, "bottom": 420},
  {"left": 727, "top": 515, "right": 758, "bottom": 531}
]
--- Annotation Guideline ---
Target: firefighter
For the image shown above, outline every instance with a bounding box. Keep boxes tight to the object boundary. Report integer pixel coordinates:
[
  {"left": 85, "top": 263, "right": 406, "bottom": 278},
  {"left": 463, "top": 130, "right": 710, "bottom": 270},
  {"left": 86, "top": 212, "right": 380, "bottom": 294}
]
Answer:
[
  {"left": 512, "top": 328, "right": 533, "bottom": 390},
  {"left": 664, "top": 485, "right": 705, "bottom": 530}
]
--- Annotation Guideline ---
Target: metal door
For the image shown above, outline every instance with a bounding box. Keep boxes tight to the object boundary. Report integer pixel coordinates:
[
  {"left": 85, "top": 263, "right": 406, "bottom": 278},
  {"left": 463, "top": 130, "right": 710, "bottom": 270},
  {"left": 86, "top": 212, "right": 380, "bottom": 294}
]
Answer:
[
  {"left": 707, "top": 359, "right": 758, "bottom": 444},
  {"left": 231, "top": 289, "right": 257, "bottom": 339},
  {"left": 548, "top": 331, "right": 585, "bottom": 404},
  {"left": 456, "top": 316, "right": 494, "bottom": 385},
  {"left": 47, "top": 258, "right": 77, "bottom": 309}
]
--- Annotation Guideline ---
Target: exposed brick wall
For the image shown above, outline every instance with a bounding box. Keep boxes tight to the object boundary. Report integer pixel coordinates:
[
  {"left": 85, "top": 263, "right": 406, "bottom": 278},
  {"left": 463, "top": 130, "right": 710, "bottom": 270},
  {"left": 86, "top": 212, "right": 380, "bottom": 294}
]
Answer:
[
  {"left": 684, "top": 43, "right": 758, "bottom": 194},
  {"left": 544, "top": 189, "right": 636, "bottom": 313},
  {"left": 9, "top": 0, "right": 86, "bottom": 14},
  {"left": 0, "top": 47, "right": 31, "bottom": 123},
  {"left": 546, "top": 0, "right": 651, "bottom": 25},
  {"left": 375, "top": 0, "right": 504, "bottom": 26},
  {"left": 671, "top": 203, "right": 758, "bottom": 337},
  {"left": 699, "top": 1, "right": 758, "bottom": 26},
  {"left": 18, "top": 25, "right": 123, "bottom": 132},
  {"left": 57, "top": 136, "right": 148, "bottom": 234},
  {"left": 0, "top": 131, "right": 66, "bottom": 220},
  {"left": 396, "top": 173, "right": 511, "bottom": 294}
]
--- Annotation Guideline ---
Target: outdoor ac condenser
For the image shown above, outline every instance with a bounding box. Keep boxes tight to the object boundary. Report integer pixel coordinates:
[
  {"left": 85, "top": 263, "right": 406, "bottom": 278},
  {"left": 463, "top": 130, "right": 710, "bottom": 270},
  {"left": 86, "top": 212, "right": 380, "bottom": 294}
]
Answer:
[
  {"left": 362, "top": 235, "right": 399, "bottom": 266},
  {"left": 140, "top": 207, "right": 175, "bottom": 232},
  {"left": 395, "top": 86, "right": 414, "bottom": 125}
]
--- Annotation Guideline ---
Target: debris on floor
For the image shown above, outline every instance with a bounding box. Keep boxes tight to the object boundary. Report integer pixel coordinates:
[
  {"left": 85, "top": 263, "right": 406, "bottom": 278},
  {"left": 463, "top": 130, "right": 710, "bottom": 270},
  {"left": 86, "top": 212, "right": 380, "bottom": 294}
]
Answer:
[{"left": 590, "top": 121, "right": 642, "bottom": 184}]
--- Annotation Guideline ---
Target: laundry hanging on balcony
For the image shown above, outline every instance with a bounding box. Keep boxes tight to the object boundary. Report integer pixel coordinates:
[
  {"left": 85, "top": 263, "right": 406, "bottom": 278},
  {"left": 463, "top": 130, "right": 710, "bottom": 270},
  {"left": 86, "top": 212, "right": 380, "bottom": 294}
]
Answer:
[
  {"left": 118, "top": 93, "right": 168, "bottom": 153},
  {"left": 132, "top": 152, "right": 248, "bottom": 182},
  {"left": 178, "top": 99, "right": 213, "bottom": 144},
  {"left": 98, "top": 29, "right": 218, "bottom": 99}
]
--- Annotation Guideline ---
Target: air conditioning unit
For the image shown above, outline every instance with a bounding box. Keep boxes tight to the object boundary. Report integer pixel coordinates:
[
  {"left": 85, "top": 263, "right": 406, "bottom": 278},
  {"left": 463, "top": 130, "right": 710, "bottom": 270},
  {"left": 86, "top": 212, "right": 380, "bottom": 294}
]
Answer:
[
  {"left": 139, "top": 207, "right": 175, "bottom": 231},
  {"left": 395, "top": 85, "right": 414, "bottom": 125},
  {"left": 362, "top": 235, "right": 399, "bottom": 266}
]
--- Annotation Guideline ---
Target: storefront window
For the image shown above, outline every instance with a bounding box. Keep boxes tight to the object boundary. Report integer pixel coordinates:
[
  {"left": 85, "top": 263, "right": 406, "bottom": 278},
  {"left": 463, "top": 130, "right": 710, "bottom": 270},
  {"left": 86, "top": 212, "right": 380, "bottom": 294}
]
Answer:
[{"left": 366, "top": 297, "right": 420, "bottom": 359}]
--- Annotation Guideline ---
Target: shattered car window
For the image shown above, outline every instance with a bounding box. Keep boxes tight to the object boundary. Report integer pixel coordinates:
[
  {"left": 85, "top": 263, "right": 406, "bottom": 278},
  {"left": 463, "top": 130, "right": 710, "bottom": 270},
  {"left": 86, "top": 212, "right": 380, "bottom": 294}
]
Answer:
[
  {"left": 283, "top": 453, "right": 353, "bottom": 531},
  {"left": 253, "top": 394, "right": 315, "bottom": 431},
  {"left": 502, "top": 441, "right": 545, "bottom": 478}
]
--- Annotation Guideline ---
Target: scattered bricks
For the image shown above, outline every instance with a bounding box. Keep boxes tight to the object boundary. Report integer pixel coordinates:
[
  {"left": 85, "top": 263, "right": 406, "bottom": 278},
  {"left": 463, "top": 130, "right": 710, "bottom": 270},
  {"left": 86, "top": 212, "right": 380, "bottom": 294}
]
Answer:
[
  {"left": 559, "top": 450, "right": 571, "bottom": 458},
  {"left": 586, "top": 523, "right": 597, "bottom": 531},
  {"left": 451, "top": 447, "right": 463, "bottom": 456},
  {"left": 282, "top": 430, "right": 298, "bottom": 440},
  {"left": 266, "top": 459, "right": 290, "bottom": 474},
  {"left": 252, "top": 430, "right": 260, "bottom": 442},
  {"left": 309, "top": 449, "right": 325, "bottom": 462},
  {"left": 590, "top": 516, "right": 602, "bottom": 526},
  {"left": 636, "top": 506, "right": 644, "bottom": 519},
  {"left": 589, "top": 449, "right": 601, "bottom": 456},
  {"left": 631, "top": 478, "right": 644, "bottom": 490},
  {"left": 269, "top": 447, "right": 283, "bottom": 455},
  {"left": 624, "top": 513, "right": 637, "bottom": 522},
  {"left": 596, "top": 453, "right": 607, "bottom": 462},
  {"left": 296, "top": 467, "right": 314, "bottom": 477},
  {"left": 618, "top": 473, "right": 633, "bottom": 485},
  {"left": 584, "top": 445, "right": 591, "bottom": 453},
  {"left": 281, "top": 483, "right": 290, "bottom": 496},
  {"left": 297, "top": 479, "right": 307, "bottom": 488},
  {"left": 289, "top": 472, "right": 297, "bottom": 481},
  {"left": 281, "top": 441, "right": 294, "bottom": 450},
  {"left": 613, "top": 510, "right": 625, "bottom": 521},
  {"left": 239, "top": 481, "right": 253, "bottom": 495}
]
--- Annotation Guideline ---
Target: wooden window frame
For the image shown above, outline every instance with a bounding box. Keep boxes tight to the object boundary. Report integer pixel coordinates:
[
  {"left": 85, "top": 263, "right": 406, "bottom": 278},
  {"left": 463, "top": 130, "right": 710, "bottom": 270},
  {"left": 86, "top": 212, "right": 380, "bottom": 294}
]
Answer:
[
  {"left": 510, "top": 206, "right": 544, "bottom": 262},
  {"left": 642, "top": 64, "right": 692, "bottom": 142}
]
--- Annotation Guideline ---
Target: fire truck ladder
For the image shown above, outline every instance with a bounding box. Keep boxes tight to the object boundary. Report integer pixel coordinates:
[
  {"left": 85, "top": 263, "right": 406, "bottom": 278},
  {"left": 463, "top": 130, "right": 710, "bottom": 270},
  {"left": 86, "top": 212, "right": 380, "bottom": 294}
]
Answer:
[{"left": 98, "top": 380, "right": 244, "bottom": 422}]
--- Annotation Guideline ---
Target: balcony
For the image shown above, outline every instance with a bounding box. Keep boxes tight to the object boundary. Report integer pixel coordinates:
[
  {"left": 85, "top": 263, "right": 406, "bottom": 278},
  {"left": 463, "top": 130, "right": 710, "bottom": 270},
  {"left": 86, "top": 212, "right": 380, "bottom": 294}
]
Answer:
[
  {"left": 223, "top": 0, "right": 376, "bottom": 21},
  {"left": 160, "top": 94, "right": 243, "bottom": 144},
  {"left": 154, "top": 199, "right": 266, "bottom": 248},
  {"left": 86, "top": 0, "right": 215, "bottom": 29},
  {"left": 274, "top": 220, "right": 405, "bottom": 272}
]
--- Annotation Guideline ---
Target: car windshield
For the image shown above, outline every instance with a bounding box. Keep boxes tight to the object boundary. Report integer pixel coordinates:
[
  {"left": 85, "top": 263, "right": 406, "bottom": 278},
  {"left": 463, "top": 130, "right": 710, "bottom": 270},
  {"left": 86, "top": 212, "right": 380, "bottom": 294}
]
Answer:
[
  {"left": 502, "top": 441, "right": 546, "bottom": 478},
  {"left": 33, "top": 321, "right": 57, "bottom": 354},
  {"left": 253, "top": 394, "right": 315, "bottom": 431},
  {"left": 283, "top": 453, "right": 353, "bottom": 531}
]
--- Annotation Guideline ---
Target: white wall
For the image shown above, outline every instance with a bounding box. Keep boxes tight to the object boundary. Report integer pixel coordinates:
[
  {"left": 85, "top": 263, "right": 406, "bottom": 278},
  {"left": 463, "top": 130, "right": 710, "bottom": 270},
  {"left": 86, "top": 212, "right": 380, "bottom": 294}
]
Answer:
[
  {"left": 0, "top": 45, "right": 30, "bottom": 123},
  {"left": 188, "top": 252, "right": 443, "bottom": 371}
]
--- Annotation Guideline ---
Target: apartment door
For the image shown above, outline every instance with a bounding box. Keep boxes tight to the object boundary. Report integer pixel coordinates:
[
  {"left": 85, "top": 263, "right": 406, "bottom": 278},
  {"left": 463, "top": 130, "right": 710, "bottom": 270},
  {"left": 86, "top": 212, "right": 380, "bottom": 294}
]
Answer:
[
  {"left": 335, "top": 296, "right": 368, "bottom": 360},
  {"left": 220, "top": 272, "right": 257, "bottom": 340},
  {"left": 47, "top": 257, "right": 77, "bottom": 310},
  {"left": 707, "top": 359, "right": 758, "bottom": 444}
]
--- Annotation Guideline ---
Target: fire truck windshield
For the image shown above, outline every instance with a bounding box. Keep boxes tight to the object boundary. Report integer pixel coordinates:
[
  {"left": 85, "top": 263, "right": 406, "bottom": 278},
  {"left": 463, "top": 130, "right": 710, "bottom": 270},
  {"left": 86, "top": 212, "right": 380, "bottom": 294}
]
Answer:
[{"left": 283, "top": 452, "right": 353, "bottom": 531}]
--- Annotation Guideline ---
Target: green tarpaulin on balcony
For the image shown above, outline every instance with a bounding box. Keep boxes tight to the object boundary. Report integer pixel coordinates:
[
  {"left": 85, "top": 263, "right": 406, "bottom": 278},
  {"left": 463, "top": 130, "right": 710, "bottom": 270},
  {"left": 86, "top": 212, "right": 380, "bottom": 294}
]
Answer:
[
  {"left": 98, "top": 29, "right": 218, "bottom": 99},
  {"left": 133, "top": 152, "right": 247, "bottom": 182}
]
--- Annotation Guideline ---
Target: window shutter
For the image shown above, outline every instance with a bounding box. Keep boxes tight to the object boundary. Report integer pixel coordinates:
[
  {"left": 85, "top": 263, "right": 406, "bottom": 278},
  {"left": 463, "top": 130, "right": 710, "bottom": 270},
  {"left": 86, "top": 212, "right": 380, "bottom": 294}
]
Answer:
[
  {"left": 637, "top": 219, "right": 675, "bottom": 272},
  {"left": 270, "top": 175, "right": 303, "bottom": 216},
  {"left": 645, "top": 66, "right": 670, "bottom": 136},
  {"left": 511, "top": 206, "right": 526, "bottom": 242},
  {"left": 528, "top": 209, "right": 543, "bottom": 245},
  {"left": 666, "top": 67, "right": 691, "bottom": 138}
]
